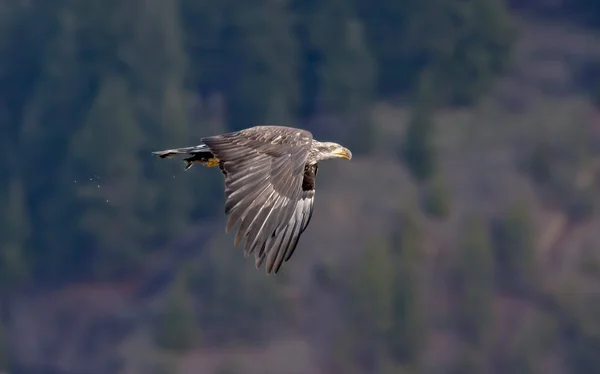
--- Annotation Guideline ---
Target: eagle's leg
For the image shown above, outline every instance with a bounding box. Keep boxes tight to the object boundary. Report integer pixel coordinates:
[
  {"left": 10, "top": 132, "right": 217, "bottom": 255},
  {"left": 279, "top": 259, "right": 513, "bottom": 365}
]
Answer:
[
  {"left": 183, "top": 152, "right": 220, "bottom": 170},
  {"left": 153, "top": 145, "right": 220, "bottom": 170}
]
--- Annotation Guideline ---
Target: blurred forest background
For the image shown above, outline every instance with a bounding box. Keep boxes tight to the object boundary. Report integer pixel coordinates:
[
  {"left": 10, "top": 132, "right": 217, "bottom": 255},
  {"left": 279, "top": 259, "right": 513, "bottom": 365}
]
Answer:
[{"left": 1, "top": 0, "right": 600, "bottom": 373}]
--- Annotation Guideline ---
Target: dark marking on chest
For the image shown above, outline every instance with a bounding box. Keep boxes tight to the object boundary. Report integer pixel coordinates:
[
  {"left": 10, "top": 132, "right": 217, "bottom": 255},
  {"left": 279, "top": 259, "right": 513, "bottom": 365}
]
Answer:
[
  {"left": 302, "top": 163, "right": 318, "bottom": 191},
  {"left": 218, "top": 161, "right": 227, "bottom": 176}
]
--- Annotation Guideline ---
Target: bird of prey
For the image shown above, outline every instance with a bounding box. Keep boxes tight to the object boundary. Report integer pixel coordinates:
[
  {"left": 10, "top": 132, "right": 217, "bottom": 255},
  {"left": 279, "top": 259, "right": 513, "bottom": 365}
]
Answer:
[{"left": 153, "top": 125, "right": 352, "bottom": 274}]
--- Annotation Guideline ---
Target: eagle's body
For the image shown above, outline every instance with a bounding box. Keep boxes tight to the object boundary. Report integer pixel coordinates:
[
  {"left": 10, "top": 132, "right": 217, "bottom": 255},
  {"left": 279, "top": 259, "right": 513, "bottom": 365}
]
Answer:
[{"left": 153, "top": 125, "right": 352, "bottom": 274}]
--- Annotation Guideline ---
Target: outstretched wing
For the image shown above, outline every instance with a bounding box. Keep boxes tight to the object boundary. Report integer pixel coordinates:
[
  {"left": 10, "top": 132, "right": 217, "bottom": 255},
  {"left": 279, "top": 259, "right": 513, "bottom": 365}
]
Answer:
[
  {"left": 202, "top": 126, "right": 314, "bottom": 273},
  {"left": 255, "top": 164, "right": 318, "bottom": 274}
]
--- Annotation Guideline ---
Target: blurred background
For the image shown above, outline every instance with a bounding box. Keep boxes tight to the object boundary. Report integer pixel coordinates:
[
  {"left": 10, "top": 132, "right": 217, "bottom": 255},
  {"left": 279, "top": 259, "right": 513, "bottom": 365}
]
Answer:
[{"left": 1, "top": 0, "right": 600, "bottom": 373}]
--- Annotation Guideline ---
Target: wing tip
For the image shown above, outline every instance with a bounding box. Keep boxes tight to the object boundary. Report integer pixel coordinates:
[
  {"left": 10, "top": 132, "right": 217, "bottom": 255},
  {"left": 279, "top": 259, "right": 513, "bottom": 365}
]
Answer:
[{"left": 233, "top": 235, "right": 241, "bottom": 247}]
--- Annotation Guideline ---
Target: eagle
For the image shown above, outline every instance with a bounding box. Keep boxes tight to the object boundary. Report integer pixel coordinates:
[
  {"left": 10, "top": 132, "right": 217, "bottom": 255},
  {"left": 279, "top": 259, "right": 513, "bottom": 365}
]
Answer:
[{"left": 153, "top": 125, "right": 352, "bottom": 274}]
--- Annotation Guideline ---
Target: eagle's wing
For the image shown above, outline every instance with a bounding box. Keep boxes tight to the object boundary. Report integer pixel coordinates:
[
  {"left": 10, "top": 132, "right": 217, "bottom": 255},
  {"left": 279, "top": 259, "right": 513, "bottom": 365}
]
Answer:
[
  {"left": 202, "top": 126, "right": 314, "bottom": 273},
  {"left": 255, "top": 164, "right": 318, "bottom": 273}
]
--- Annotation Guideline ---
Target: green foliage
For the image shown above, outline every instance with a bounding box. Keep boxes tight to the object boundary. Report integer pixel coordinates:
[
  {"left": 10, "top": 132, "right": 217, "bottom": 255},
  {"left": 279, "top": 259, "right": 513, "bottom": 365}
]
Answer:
[
  {"left": 4, "top": 0, "right": 600, "bottom": 372},
  {"left": 0, "top": 322, "right": 7, "bottom": 371},
  {"left": 424, "top": 0, "right": 516, "bottom": 105},
  {"left": 527, "top": 142, "right": 554, "bottom": 185},
  {"left": 154, "top": 267, "right": 199, "bottom": 352},
  {"left": 357, "top": 0, "right": 515, "bottom": 103},
  {"left": 582, "top": 59, "right": 600, "bottom": 106},
  {"left": 311, "top": 261, "right": 338, "bottom": 289},
  {"left": 0, "top": 0, "right": 199, "bottom": 281},
  {"left": 526, "top": 119, "right": 599, "bottom": 222},
  {"left": 498, "top": 317, "right": 550, "bottom": 374},
  {"left": 569, "top": 0, "right": 600, "bottom": 27},
  {"left": 188, "top": 236, "right": 287, "bottom": 343},
  {"left": 339, "top": 213, "right": 426, "bottom": 369},
  {"left": 453, "top": 216, "right": 494, "bottom": 346},
  {"left": 533, "top": 311, "right": 560, "bottom": 348},
  {"left": 70, "top": 76, "right": 146, "bottom": 278},
  {"left": 146, "top": 355, "right": 180, "bottom": 374},
  {"left": 3, "top": 0, "right": 600, "bottom": 372},
  {"left": 503, "top": 349, "right": 536, "bottom": 374},
  {"left": 329, "top": 327, "right": 358, "bottom": 374},
  {"left": 381, "top": 363, "right": 417, "bottom": 374},
  {"left": 215, "top": 361, "right": 243, "bottom": 374},
  {"left": 349, "top": 239, "right": 395, "bottom": 340},
  {"left": 337, "top": 239, "right": 395, "bottom": 372},
  {"left": 387, "top": 210, "right": 426, "bottom": 364},
  {"left": 579, "top": 247, "right": 600, "bottom": 278},
  {"left": 0, "top": 0, "right": 521, "bottom": 287},
  {"left": 554, "top": 275, "right": 600, "bottom": 373},
  {"left": 451, "top": 346, "right": 487, "bottom": 374},
  {"left": 182, "top": 0, "right": 299, "bottom": 132},
  {"left": 492, "top": 202, "right": 536, "bottom": 294},
  {"left": 0, "top": 178, "right": 30, "bottom": 289},
  {"left": 117, "top": 0, "right": 197, "bottom": 244},
  {"left": 421, "top": 174, "right": 452, "bottom": 218},
  {"left": 322, "top": 19, "right": 378, "bottom": 154},
  {"left": 566, "top": 334, "right": 600, "bottom": 374},
  {"left": 402, "top": 94, "right": 437, "bottom": 182},
  {"left": 292, "top": 0, "right": 377, "bottom": 153}
]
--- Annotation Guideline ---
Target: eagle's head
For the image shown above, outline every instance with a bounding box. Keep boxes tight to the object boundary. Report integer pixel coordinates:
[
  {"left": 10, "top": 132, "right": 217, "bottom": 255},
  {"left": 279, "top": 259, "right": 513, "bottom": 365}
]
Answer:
[{"left": 311, "top": 141, "right": 352, "bottom": 162}]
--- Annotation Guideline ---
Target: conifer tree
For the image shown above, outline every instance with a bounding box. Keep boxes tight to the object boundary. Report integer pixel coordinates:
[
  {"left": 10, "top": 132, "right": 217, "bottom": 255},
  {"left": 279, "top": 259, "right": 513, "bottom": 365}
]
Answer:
[
  {"left": 155, "top": 267, "right": 199, "bottom": 352},
  {"left": 70, "top": 76, "right": 146, "bottom": 278},
  {"left": 387, "top": 209, "right": 426, "bottom": 364},
  {"left": 454, "top": 216, "right": 494, "bottom": 346}
]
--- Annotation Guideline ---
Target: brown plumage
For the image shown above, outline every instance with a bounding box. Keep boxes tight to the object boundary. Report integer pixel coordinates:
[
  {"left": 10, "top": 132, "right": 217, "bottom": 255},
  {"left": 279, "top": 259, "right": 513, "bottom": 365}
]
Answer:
[{"left": 153, "top": 125, "right": 352, "bottom": 274}]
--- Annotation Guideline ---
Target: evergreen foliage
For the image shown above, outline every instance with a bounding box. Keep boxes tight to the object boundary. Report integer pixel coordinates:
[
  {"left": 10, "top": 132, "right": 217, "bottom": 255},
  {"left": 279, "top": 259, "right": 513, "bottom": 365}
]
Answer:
[
  {"left": 3, "top": 0, "right": 600, "bottom": 372},
  {"left": 0, "top": 0, "right": 516, "bottom": 284}
]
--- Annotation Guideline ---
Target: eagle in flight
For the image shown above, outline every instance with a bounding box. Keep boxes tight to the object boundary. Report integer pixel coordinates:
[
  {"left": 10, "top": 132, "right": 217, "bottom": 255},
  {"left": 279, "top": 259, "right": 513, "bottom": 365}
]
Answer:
[{"left": 153, "top": 125, "right": 352, "bottom": 274}]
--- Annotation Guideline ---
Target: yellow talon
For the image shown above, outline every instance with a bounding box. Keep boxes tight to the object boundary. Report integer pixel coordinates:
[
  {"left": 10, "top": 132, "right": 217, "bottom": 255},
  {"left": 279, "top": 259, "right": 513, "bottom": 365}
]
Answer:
[
  {"left": 183, "top": 156, "right": 220, "bottom": 170},
  {"left": 203, "top": 158, "right": 220, "bottom": 167}
]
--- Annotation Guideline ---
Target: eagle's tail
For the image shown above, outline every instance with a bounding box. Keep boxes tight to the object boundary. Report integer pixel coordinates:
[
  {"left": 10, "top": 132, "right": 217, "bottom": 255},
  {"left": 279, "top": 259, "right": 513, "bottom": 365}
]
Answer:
[
  {"left": 152, "top": 144, "right": 219, "bottom": 170},
  {"left": 152, "top": 144, "right": 209, "bottom": 158}
]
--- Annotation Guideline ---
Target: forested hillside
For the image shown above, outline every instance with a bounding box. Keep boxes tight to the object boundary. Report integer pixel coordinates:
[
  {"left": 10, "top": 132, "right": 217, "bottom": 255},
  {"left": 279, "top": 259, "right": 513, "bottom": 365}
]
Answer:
[{"left": 1, "top": 0, "right": 600, "bottom": 373}]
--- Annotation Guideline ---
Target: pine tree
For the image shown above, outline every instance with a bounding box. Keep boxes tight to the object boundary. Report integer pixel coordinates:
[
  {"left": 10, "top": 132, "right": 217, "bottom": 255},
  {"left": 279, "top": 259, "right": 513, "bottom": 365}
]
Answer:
[
  {"left": 183, "top": 0, "right": 299, "bottom": 132},
  {"left": 155, "top": 267, "right": 199, "bottom": 352},
  {"left": 0, "top": 178, "right": 30, "bottom": 290},
  {"left": 18, "top": 2, "right": 94, "bottom": 280},
  {"left": 357, "top": 0, "right": 515, "bottom": 103},
  {"left": 345, "top": 239, "right": 395, "bottom": 370},
  {"left": 492, "top": 202, "right": 536, "bottom": 294},
  {"left": 69, "top": 75, "right": 146, "bottom": 279},
  {"left": 402, "top": 73, "right": 437, "bottom": 183},
  {"left": 121, "top": 0, "right": 195, "bottom": 240},
  {"left": 387, "top": 209, "right": 427, "bottom": 365},
  {"left": 419, "top": 0, "right": 515, "bottom": 105},
  {"left": 225, "top": 0, "right": 300, "bottom": 131},
  {"left": 351, "top": 239, "right": 394, "bottom": 339},
  {"left": 354, "top": 0, "right": 416, "bottom": 95},
  {"left": 0, "top": 321, "right": 7, "bottom": 372},
  {"left": 293, "top": 0, "right": 377, "bottom": 153},
  {"left": 421, "top": 173, "right": 451, "bottom": 219},
  {"left": 192, "top": 236, "right": 286, "bottom": 343},
  {"left": 569, "top": 0, "right": 600, "bottom": 26},
  {"left": 454, "top": 216, "right": 494, "bottom": 346},
  {"left": 318, "top": 19, "right": 377, "bottom": 153}
]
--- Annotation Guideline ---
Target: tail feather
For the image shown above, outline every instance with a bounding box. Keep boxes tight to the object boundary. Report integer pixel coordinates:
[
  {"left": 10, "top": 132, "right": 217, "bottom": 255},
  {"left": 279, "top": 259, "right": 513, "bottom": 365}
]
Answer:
[
  {"left": 152, "top": 144, "right": 209, "bottom": 159},
  {"left": 153, "top": 143, "right": 219, "bottom": 171}
]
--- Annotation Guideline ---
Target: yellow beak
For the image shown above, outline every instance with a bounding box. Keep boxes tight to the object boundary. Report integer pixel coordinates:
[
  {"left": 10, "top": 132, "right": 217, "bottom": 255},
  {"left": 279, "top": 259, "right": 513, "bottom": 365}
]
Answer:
[{"left": 334, "top": 147, "right": 352, "bottom": 160}]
